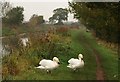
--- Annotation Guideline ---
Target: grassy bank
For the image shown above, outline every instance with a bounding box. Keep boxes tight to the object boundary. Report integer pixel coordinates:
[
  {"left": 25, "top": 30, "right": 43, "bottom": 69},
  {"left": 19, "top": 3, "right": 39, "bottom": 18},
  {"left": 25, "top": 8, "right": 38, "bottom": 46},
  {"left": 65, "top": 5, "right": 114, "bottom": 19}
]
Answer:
[{"left": 2, "top": 27, "right": 118, "bottom": 80}]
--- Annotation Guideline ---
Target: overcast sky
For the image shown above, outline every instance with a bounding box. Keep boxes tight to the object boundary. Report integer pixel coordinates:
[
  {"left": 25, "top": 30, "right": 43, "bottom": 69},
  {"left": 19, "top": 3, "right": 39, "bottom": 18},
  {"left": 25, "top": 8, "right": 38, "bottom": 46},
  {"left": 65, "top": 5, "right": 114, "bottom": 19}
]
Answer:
[{"left": 8, "top": 0, "right": 77, "bottom": 22}]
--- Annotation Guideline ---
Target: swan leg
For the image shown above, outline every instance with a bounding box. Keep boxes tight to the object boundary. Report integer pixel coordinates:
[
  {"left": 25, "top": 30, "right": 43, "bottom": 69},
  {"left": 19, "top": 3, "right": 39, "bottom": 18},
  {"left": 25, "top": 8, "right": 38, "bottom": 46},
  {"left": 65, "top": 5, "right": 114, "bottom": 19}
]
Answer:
[
  {"left": 73, "top": 69, "right": 76, "bottom": 72},
  {"left": 47, "top": 70, "right": 49, "bottom": 73},
  {"left": 47, "top": 70, "right": 52, "bottom": 74},
  {"left": 76, "top": 69, "right": 80, "bottom": 72},
  {"left": 49, "top": 70, "right": 52, "bottom": 74}
]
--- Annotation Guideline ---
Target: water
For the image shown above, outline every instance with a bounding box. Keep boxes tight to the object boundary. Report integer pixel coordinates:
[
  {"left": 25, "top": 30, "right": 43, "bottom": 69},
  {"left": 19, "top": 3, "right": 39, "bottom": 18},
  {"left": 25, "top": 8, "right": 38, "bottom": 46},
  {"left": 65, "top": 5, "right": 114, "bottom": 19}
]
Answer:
[
  {"left": 0, "top": 39, "right": 2, "bottom": 58},
  {"left": 0, "top": 38, "right": 10, "bottom": 58}
]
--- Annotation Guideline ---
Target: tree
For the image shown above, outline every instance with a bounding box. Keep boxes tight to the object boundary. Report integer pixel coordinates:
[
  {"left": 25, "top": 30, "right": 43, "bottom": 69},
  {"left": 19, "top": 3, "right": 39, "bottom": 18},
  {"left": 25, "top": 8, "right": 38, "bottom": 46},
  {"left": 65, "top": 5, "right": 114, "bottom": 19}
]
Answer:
[
  {"left": 49, "top": 8, "right": 68, "bottom": 25},
  {"left": 49, "top": 17, "right": 56, "bottom": 24},
  {"left": 29, "top": 14, "right": 44, "bottom": 26},
  {"left": 69, "top": 2, "right": 119, "bottom": 43},
  {"left": 3, "top": 6, "right": 24, "bottom": 25}
]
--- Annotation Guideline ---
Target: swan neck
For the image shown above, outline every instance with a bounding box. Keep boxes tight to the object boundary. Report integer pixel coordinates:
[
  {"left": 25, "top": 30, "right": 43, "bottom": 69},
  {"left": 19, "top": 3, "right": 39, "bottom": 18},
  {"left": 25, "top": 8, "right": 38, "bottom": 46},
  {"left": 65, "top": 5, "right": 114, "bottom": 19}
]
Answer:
[
  {"left": 54, "top": 61, "right": 59, "bottom": 67},
  {"left": 78, "top": 57, "right": 81, "bottom": 60},
  {"left": 53, "top": 61, "right": 58, "bottom": 64},
  {"left": 78, "top": 58, "right": 82, "bottom": 62}
]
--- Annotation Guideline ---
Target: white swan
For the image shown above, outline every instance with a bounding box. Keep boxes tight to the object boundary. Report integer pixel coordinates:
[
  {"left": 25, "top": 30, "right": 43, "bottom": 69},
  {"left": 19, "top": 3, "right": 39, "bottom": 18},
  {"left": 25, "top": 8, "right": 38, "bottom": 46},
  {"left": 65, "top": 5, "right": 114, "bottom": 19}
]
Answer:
[
  {"left": 19, "top": 37, "right": 30, "bottom": 47},
  {"left": 67, "top": 54, "right": 84, "bottom": 71},
  {"left": 21, "top": 38, "right": 29, "bottom": 47},
  {"left": 35, "top": 57, "right": 60, "bottom": 73}
]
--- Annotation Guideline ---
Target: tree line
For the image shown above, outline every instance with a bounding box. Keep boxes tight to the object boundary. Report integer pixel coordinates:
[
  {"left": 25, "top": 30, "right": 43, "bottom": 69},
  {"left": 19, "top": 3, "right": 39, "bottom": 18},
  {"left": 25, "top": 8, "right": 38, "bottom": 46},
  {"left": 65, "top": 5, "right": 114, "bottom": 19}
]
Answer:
[
  {"left": 1, "top": 2, "right": 45, "bottom": 27},
  {"left": 1, "top": 2, "right": 69, "bottom": 27},
  {"left": 69, "top": 2, "right": 120, "bottom": 44},
  {"left": 2, "top": 1, "right": 119, "bottom": 44}
]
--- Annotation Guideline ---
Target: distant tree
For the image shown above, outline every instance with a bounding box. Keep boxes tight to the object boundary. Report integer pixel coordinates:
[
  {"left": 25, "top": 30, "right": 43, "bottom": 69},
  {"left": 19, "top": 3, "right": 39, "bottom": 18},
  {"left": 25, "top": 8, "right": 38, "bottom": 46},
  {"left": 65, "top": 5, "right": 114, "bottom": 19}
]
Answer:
[
  {"left": 49, "top": 8, "right": 68, "bottom": 25},
  {"left": 29, "top": 14, "right": 44, "bottom": 26},
  {"left": 49, "top": 17, "right": 56, "bottom": 24},
  {"left": 3, "top": 6, "right": 24, "bottom": 26}
]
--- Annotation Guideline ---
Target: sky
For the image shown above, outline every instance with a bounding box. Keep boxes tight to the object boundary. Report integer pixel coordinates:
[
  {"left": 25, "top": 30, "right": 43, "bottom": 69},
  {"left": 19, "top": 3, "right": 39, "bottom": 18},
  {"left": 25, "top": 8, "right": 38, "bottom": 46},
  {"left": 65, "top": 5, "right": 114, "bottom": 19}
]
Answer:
[
  {"left": 2, "top": 0, "right": 118, "bottom": 22},
  {"left": 7, "top": 0, "right": 77, "bottom": 22}
]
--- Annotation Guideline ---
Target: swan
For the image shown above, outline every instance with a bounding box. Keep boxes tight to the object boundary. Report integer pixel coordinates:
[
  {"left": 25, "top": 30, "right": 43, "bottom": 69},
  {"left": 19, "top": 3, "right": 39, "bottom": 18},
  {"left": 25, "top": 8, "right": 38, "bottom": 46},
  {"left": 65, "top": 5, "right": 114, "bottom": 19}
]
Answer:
[
  {"left": 19, "top": 37, "right": 30, "bottom": 47},
  {"left": 67, "top": 54, "right": 84, "bottom": 71},
  {"left": 35, "top": 57, "right": 60, "bottom": 73},
  {"left": 21, "top": 38, "right": 29, "bottom": 47}
]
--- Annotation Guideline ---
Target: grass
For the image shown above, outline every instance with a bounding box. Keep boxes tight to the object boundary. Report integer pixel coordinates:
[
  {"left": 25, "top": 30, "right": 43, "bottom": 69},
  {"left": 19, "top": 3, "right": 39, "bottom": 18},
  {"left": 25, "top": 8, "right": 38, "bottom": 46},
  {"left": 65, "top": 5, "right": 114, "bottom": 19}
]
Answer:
[
  {"left": 2, "top": 27, "right": 15, "bottom": 36},
  {"left": 78, "top": 28, "right": 118, "bottom": 80},
  {"left": 96, "top": 45, "right": 118, "bottom": 80},
  {"left": 2, "top": 27, "right": 118, "bottom": 80},
  {"left": 69, "top": 29, "right": 97, "bottom": 80},
  {"left": 2, "top": 24, "right": 49, "bottom": 37}
]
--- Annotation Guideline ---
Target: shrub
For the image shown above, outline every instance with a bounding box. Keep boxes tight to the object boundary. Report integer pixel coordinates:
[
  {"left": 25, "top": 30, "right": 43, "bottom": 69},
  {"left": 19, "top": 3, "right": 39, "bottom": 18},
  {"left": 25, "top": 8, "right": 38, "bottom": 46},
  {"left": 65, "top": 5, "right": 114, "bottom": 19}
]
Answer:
[{"left": 56, "top": 26, "right": 69, "bottom": 36}]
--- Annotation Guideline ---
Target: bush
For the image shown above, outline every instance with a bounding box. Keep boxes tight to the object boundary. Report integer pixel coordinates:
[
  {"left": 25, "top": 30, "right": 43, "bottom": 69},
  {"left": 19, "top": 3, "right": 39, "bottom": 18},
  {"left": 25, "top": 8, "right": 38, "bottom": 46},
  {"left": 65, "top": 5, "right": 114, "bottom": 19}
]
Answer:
[
  {"left": 2, "top": 26, "right": 72, "bottom": 79},
  {"left": 2, "top": 53, "right": 31, "bottom": 79},
  {"left": 56, "top": 26, "right": 69, "bottom": 36},
  {"left": 2, "top": 55, "right": 19, "bottom": 76}
]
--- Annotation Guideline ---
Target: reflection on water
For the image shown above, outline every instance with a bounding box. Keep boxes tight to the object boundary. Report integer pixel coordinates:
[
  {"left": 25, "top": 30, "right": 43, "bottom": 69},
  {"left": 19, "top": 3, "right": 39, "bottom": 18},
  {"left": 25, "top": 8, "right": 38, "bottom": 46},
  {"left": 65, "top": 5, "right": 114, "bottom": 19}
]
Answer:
[
  {"left": 0, "top": 38, "right": 11, "bottom": 58},
  {"left": 0, "top": 39, "right": 2, "bottom": 58},
  {"left": 0, "top": 34, "right": 29, "bottom": 58}
]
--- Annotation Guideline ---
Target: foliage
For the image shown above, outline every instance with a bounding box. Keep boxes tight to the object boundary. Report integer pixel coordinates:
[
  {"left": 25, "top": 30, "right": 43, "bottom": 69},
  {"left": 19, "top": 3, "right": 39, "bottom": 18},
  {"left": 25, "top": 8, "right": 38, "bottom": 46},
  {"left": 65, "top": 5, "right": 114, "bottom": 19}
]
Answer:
[
  {"left": 2, "top": 26, "right": 15, "bottom": 36},
  {"left": 2, "top": 6, "right": 24, "bottom": 26},
  {"left": 29, "top": 14, "right": 44, "bottom": 27},
  {"left": 28, "top": 29, "right": 71, "bottom": 59},
  {"left": 49, "top": 16, "right": 56, "bottom": 24},
  {"left": 69, "top": 2, "right": 119, "bottom": 43},
  {"left": 49, "top": 8, "right": 68, "bottom": 25},
  {"left": 56, "top": 26, "right": 70, "bottom": 36}
]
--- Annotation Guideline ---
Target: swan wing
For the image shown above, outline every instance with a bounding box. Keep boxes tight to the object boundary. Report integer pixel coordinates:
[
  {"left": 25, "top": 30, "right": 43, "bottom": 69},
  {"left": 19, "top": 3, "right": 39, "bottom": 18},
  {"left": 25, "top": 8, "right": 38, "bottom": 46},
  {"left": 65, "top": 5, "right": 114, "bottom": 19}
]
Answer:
[
  {"left": 35, "top": 66, "right": 45, "bottom": 69},
  {"left": 39, "top": 59, "right": 56, "bottom": 68},
  {"left": 67, "top": 64, "right": 78, "bottom": 69},
  {"left": 75, "top": 60, "right": 84, "bottom": 68},
  {"left": 68, "top": 58, "right": 80, "bottom": 65}
]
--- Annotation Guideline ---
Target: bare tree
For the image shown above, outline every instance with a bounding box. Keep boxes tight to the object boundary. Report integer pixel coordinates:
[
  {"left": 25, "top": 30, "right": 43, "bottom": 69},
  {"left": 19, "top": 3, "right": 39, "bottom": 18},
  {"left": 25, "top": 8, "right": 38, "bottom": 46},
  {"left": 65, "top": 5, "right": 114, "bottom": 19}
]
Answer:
[{"left": 1, "top": 1, "right": 12, "bottom": 17}]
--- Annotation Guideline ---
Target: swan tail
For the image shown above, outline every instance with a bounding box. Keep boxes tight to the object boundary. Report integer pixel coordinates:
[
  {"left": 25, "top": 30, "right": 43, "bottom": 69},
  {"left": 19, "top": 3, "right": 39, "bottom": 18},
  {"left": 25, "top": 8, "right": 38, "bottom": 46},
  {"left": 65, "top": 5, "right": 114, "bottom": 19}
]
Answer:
[{"left": 67, "top": 65, "right": 71, "bottom": 68}]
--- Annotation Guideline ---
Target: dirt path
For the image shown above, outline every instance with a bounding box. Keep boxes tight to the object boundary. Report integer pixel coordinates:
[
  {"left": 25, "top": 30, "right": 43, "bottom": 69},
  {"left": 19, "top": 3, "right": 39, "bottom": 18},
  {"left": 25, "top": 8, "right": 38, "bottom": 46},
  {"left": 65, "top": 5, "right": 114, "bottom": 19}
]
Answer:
[
  {"left": 77, "top": 31, "right": 105, "bottom": 80},
  {"left": 93, "top": 48, "right": 105, "bottom": 80}
]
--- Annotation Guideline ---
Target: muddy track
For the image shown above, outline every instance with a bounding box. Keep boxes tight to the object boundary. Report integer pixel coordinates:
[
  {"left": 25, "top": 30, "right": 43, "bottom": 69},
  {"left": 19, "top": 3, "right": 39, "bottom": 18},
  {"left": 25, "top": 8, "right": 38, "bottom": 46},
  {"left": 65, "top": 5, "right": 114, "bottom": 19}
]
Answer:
[
  {"left": 93, "top": 48, "right": 105, "bottom": 80},
  {"left": 77, "top": 32, "right": 105, "bottom": 80}
]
